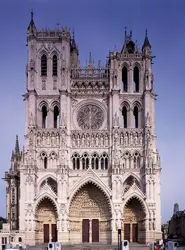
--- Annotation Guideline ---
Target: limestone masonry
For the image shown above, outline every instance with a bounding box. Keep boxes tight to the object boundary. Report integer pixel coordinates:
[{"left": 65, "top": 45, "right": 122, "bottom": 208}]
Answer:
[{"left": 0, "top": 12, "right": 162, "bottom": 247}]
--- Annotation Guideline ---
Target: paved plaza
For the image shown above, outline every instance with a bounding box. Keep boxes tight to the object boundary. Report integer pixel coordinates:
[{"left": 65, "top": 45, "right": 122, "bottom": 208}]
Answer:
[{"left": 27, "top": 243, "right": 150, "bottom": 250}]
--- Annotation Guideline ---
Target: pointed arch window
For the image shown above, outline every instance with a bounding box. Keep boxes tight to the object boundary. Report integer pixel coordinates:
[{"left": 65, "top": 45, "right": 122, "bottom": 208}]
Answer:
[
  {"left": 54, "top": 106, "right": 59, "bottom": 128},
  {"left": 133, "top": 66, "right": 139, "bottom": 92},
  {"left": 122, "top": 106, "right": 127, "bottom": 128},
  {"left": 42, "top": 105, "right": 47, "bottom": 128},
  {"left": 133, "top": 152, "right": 140, "bottom": 168},
  {"left": 100, "top": 153, "right": 108, "bottom": 170},
  {"left": 72, "top": 153, "right": 80, "bottom": 170},
  {"left": 44, "top": 157, "right": 47, "bottom": 169},
  {"left": 133, "top": 106, "right": 139, "bottom": 128},
  {"left": 82, "top": 153, "right": 89, "bottom": 170},
  {"left": 41, "top": 54, "right": 47, "bottom": 76},
  {"left": 91, "top": 153, "right": 99, "bottom": 170},
  {"left": 122, "top": 66, "right": 128, "bottom": 92},
  {"left": 52, "top": 55, "right": 58, "bottom": 76}
]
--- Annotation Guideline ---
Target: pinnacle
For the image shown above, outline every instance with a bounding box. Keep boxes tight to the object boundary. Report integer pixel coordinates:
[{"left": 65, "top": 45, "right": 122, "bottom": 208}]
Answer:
[{"left": 15, "top": 135, "right": 20, "bottom": 155}]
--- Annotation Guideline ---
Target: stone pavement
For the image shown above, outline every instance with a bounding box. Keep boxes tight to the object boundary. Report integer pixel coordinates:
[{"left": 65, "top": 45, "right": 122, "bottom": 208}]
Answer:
[{"left": 27, "top": 243, "right": 151, "bottom": 250}]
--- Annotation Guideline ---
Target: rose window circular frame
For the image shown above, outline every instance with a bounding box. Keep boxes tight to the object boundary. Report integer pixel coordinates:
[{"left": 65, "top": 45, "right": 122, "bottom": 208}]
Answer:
[{"left": 77, "top": 104, "right": 104, "bottom": 130}]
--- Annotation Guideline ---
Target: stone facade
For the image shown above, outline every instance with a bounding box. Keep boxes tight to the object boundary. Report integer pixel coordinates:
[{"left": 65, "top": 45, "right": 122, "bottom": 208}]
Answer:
[{"left": 0, "top": 13, "right": 162, "bottom": 247}]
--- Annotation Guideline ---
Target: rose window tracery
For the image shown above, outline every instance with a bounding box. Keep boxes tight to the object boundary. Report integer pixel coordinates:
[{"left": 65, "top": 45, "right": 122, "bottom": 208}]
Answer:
[{"left": 77, "top": 104, "right": 104, "bottom": 130}]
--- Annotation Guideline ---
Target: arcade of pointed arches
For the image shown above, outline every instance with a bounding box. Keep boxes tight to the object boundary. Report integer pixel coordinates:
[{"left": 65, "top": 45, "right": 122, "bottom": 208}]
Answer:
[
  {"left": 38, "top": 100, "right": 60, "bottom": 129},
  {"left": 72, "top": 152, "right": 109, "bottom": 170},
  {"left": 33, "top": 180, "right": 146, "bottom": 244},
  {"left": 122, "top": 64, "right": 140, "bottom": 93},
  {"left": 121, "top": 101, "right": 142, "bottom": 129}
]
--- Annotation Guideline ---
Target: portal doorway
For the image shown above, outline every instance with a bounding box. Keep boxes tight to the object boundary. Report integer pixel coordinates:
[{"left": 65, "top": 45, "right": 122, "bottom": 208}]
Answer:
[
  {"left": 82, "top": 219, "right": 99, "bottom": 243},
  {"left": 69, "top": 183, "right": 111, "bottom": 243},
  {"left": 123, "top": 197, "right": 146, "bottom": 243},
  {"left": 35, "top": 197, "right": 58, "bottom": 244},
  {"left": 92, "top": 219, "right": 99, "bottom": 242},
  {"left": 82, "top": 219, "right": 90, "bottom": 242},
  {"left": 124, "top": 223, "right": 130, "bottom": 241}
]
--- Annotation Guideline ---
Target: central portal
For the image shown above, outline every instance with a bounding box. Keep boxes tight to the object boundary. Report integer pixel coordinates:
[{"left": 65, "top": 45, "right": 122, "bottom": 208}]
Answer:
[
  {"left": 82, "top": 219, "right": 99, "bottom": 243},
  {"left": 69, "top": 182, "right": 111, "bottom": 243}
]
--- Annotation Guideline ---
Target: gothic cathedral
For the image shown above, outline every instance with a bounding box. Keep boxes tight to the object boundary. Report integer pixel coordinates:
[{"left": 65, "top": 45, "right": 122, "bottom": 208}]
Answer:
[{"left": 3, "top": 14, "right": 162, "bottom": 246}]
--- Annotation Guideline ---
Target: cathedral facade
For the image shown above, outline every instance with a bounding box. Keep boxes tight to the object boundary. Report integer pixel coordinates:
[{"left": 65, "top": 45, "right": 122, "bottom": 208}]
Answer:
[{"left": 2, "top": 14, "right": 162, "bottom": 246}]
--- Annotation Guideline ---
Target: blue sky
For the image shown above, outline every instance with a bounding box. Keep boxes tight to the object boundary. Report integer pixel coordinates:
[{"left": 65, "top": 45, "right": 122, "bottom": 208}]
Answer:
[{"left": 0, "top": 0, "right": 185, "bottom": 223}]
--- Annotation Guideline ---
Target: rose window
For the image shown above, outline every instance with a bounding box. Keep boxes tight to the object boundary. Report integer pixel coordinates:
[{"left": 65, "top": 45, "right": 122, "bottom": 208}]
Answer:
[{"left": 77, "top": 104, "right": 104, "bottom": 130}]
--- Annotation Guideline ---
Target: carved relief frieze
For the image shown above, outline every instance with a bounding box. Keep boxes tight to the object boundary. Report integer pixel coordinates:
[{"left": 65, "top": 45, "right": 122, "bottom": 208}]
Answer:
[
  {"left": 71, "top": 79, "right": 109, "bottom": 95},
  {"left": 120, "top": 129, "right": 143, "bottom": 147},
  {"left": 71, "top": 130, "right": 109, "bottom": 148},
  {"left": 36, "top": 130, "right": 60, "bottom": 147}
]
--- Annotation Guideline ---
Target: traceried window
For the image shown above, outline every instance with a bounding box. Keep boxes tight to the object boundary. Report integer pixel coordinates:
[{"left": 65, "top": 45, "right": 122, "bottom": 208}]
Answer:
[
  {"left": 100, "top": 153, "right": 108, "bottom": 170},
  {"left": 133, "top": 152, "right": 140, "bottom": 168},
  {"left": 133, "top": 66, "right": 139, "bottom": 92},
  {"left": 42, "top": 105, "right": 47, "bottom": 128},
  {"left": 91, "top": 153, "right": 99, "bottom": 169},
  {"left": 77, "top": 104, "right": 104, "bottom": 130},
  {"left": 82, "top": 153, "right": 89, "bottom": 170},
  {"left": 52, "top": 55, "right": 58, "bottom": 76},
  {"left": 122, "top": 106, "right": 127, "bottom": 128},
  {"left": 41, "top": 54, "right": 47, "bottom": 76},
  {"left": 54, "top": 106, "right": 59, "bottom": 128},
  {"left": 122, "top": 66, "right": 128, "bottom": 92},
  {"left": 72, "top": 153, "right": 80, "bottom": 170}
]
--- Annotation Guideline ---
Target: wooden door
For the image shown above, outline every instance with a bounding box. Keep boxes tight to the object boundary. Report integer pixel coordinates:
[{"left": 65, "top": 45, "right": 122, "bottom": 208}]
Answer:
[
  {"left": 44, "top": 224, "right": 49, "bottom": 243},
  {"left": 51, "top": 224, "right": 57, "bottom": 242},
  {"left": 132, "top": 223, "right": 138, "bottom": 242},
  {"left": 124, "top": 223, "right": 130, "bottom": 242},
  {"left": 92, "top": 219, "right": 99, "bottom": 242},
  {"left": 82, "top": 219, "right": 89, "bottom": 242}
]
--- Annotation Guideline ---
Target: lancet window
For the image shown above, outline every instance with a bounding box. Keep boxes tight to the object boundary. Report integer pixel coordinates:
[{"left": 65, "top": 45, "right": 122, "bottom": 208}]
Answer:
[
  {"left": 82, "top": 153, "right": 89, "bottom": 170},
  {"left": 91, "top": 153, "right": 99, "bottom": 170},
  {"left": 52, "top": 55, "right": 58, "bottom": 76},
  {"left": 133, "top": 106, "right": 139, "bottom": 128},
  {"left": 133, "top": 152, "right": 140, "bottom": 168},
  {"left": 72, "top": 153, "right": 80, "bottom": 170},
  {"left": 100, "top": 153, "right": 108, "bottom": 170},
  {"left": 122, "top": 106, "right": 128, "bottom": 128},
  {"left": 42, "top": 105, "right": 47, "bottom": 128},
  {"left": 122, "top": 66, "right": 128, "bottom": 92},
  {"left": 133, "top": 66, "right": 139, "bottom": 92},
  {"left": 44, "top": 157, "right": 47, "bottom": 169},
  {"left": 54, "top": 106, "right": 59, "bottom": 128},
  {"left": 41, "top": 54, "right": 47, "bottom": 76}
]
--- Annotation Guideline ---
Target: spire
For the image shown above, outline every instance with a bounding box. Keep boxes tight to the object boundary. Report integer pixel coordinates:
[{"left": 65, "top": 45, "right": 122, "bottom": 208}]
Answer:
[
  {"left": 142, "top": 29, "right": 151, "bottom": 50},
  {"left": 89, "top": 52, "right": 92, "bottom": 65},
  {"left": 124, "top": 26, "right": 127, "bottom": 41},
  {"left": 15, "top": 135, "right": 20, "bottom": 155},
  {"left": 27, "top": 9, "right": 37, "bottom": 36},
  {"left": 30, "top": 9, "right": 34, "bottom": 26},
  {"left": 11, "top": 150, "right": 14, "bottom": 160},
  {"left": 71, "top": 29, "right": 78, "bottom": 54},
  {"left": 28, "top": 9, "right": 35, "bottom": 28}
]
